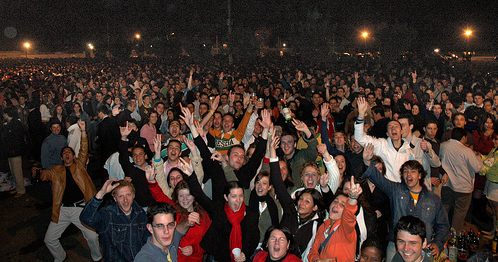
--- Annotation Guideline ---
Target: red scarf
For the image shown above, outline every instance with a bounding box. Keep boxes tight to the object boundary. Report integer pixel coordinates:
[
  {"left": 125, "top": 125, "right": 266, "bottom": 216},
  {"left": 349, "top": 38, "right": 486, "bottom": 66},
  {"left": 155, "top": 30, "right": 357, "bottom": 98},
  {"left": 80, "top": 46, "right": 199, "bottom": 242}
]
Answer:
[{"left": 224, "top": 202, "right": 246, "bottom": 261}]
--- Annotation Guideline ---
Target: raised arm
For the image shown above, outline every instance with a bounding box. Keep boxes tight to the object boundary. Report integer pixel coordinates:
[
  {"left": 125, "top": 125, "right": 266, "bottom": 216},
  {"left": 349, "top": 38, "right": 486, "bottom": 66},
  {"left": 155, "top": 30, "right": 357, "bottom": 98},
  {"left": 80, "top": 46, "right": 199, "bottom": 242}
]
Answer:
[
  {"left": 200, "top": 96, "right": 219, "bottom": 128},
  {"left": 236, "top": 109, "right": 271, "bottom": 188},
  {"left": 80, "top": 179, "right": 120, "bottom": 232},
  {"left": 319, "top": 103, "right": 335, "bottom": 154},
  {"left": 76, "top": 120, "right": 89, "bottom": 166},
  {"left": 354, "top": 97, "right": 382, "bottom": 148},
  {"left": 317, "top": 143, "right": 341, "bottom": 194},
  {"left": 361, "top": 163, "right": 399, "bottom": 198},
  {"left": 118, "top": 122, "right": 135, "bottom": 172},
  {"left": 268, "top": 136, "right": 295, "bottom": 213}
]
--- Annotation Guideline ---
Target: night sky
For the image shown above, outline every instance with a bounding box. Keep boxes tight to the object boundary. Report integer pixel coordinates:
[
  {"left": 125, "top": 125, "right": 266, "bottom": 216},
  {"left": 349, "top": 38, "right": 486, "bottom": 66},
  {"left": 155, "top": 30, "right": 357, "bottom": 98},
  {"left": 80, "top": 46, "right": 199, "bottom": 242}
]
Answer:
[{"left": 1, "top": 0, "right": 497, "bottom": 53}]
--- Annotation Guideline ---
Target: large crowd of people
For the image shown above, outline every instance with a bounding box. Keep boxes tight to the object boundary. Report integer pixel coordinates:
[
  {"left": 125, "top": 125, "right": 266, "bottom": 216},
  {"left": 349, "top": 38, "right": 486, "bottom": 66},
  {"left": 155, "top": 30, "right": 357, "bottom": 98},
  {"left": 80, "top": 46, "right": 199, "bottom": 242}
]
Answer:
[{"left": 1, "top": 55, "right": 497, "bottom": 261}]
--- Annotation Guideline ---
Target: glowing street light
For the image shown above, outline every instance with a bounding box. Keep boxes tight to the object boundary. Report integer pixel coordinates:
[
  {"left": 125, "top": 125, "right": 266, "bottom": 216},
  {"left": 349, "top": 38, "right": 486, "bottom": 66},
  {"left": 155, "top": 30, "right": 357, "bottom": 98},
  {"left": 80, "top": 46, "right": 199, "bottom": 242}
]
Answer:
[
  {"left": 434, "top": 48, "right": 440, "bottom": 53},
  {"left": 87, "top": 43, "right": 95, "bottom": 50},
  {"left": 360, "top": 31, "right": 370, "bottom": 50},
  {"left": 464, "top": 28, "right": 473, "bottom": 38},
  {"left": 23, "top": 41, "right": 31, "bottom": 58},
  {"left": 134, "top": 33, "right": 141, "bottom": 40},
  {"left": 282, "top": 43, "right": 287, "bottom": 47}
]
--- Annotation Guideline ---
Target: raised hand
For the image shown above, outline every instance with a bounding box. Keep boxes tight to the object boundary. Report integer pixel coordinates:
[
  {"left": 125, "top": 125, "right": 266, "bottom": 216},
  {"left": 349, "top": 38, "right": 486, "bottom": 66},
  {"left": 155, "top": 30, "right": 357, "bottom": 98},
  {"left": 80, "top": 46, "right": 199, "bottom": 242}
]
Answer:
[
  {"left": 180, "top": 105, "right": 194, "bottom": 127},
  {"left": 317, "top": 143, "right": 328, "bottom": 156},
  {"left": 357, "top": 97, "right": 369, "bottom": 118},
  {"left": 145, "top": 165, "right": 156, "bottom": 182},
  {"left": 348, "top": 176, "right": 363, "bottom": 200},
  {"left": 354, "top": 71, "right": 359, "bottom": 80},
  {"left": 269, "top": 135, "right": 280, "bottom": 159},
  {"left": 319, "top": 172, "right": 330, "bottom": 188},
  {"left": 96, "top": 179, "right": 120, "bottom": 199},
  {"left": 153, "top": 134, "right": 162, "bottom": 156},
  {"left": 193, "top": 120, "right": 205, "bottom": 138},
  {"left": 211, "top": 151, "right": 226, "bottom": 164},
  {"left": 183, "top": 136, "right": 196, "bottom": 152},
  {"left": 363, "top": 143, "right": 374, "bottom": 162},
  {"left": 210, "top": 95, "right": 220, "bottom": 111},
  {"left": 120, "top": 121, "right": 133, "bottom": 139},
  {"left": 320, "top": 103, "right": 330, "bottom": 122},
  {"left": 178, "top": 157, "right": 193, "bottom": 176},
  {"left": 260, "top": 109, "right": 272, "bottom": 129},
  {"left": 292, "top": 119, "right": 311, "bottom": 138}
]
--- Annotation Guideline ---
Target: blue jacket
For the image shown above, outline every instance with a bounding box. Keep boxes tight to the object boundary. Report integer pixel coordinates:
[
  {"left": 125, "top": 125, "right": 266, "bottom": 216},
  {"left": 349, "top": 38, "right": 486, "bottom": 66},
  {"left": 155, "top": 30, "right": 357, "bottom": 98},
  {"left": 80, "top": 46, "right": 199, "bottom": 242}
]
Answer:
[
  {"left": 362, "top": 165, "right": 450, "bottom": 251},
  {"left": 80, "top": 197, "right": 149, "bottom": 262}
]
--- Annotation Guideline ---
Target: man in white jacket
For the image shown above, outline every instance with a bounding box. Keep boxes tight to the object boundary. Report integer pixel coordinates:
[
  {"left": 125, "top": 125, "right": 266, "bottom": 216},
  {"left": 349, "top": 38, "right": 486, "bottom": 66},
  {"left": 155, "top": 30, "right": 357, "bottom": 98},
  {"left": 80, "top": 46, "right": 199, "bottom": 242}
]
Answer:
[{"left": 354, "top": 97, "right": 415, "bottom": 183}]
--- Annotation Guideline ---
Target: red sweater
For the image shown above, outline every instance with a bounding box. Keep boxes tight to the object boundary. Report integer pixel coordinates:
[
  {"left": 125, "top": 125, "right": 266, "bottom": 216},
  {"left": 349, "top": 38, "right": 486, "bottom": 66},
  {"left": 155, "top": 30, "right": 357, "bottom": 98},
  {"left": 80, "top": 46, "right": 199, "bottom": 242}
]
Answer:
[
  {"left": 149, "top": 181, "right": 212, "bottom": 262},
  {"left": 176, "top": 211, "right": 212, "bottom": 262},
  {"left": 148, "top": 181, "right": 175, "bottom": 206},
  {"left": 253, "top": 250, "right": 302, "bottom": 262}
]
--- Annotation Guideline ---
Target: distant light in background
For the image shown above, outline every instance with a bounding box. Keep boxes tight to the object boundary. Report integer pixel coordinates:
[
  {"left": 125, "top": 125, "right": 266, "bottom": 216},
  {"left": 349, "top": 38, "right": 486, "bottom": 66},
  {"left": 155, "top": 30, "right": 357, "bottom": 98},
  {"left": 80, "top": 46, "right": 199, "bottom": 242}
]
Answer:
[
  {"left": 361, "top": 31, "right": 369, "bottom": 39},
  {"left": 23, "top": 41, "right": 31, "bottom": 58},
  {"left": 282, "top": 43, "right": 287, "bottom": 47},
  {"left": 87, "top": 43, "right": 95, "bottom": 50},
  {"left": 464, "top": 28, "right": 473, "bottom": 38},
  {"left": 434, "top": 48, "right": 440, "bottom": 53},
  {"left": 134, "top": 33, "right": 141, "bottom": 40},
  {"left": 222, "top": 43, "right": 228, "bottom": 48}
]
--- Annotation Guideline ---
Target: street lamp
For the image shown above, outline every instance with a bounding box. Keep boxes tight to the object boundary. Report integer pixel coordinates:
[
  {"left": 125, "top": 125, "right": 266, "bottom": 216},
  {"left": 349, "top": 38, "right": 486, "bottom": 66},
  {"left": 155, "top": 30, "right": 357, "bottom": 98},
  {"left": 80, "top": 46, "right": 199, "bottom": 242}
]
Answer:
[
  {"left": 23, "top": 41, "right": 31, "bottom": 58},
  {"left": 360, "top": 31, "right": 369, "bottom": 50},
  {"left": 282, "top": 43, "right": 287, "bottom": 47},
  {"left": 134, "top": 33, "right": 141, "bottom": 40},
  {"left": 434, "top": 48, "right": 440, "bottom": 53},
  {"left": 463, "top": 28, "right": 473, "bottom": 48},
  {"left": 87, "top": 43, "right": 95, "bottom": 50}
]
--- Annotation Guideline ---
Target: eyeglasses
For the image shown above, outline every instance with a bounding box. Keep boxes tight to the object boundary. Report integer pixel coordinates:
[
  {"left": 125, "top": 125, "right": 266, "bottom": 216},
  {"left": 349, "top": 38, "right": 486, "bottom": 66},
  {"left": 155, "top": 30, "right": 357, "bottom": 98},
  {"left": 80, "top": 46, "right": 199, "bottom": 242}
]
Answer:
[
  {"left": 302, "top": 173, "right": 318, "bottom": 177},
  {"left": 152, "top": 222, "right": 176, "bottom": 231}
]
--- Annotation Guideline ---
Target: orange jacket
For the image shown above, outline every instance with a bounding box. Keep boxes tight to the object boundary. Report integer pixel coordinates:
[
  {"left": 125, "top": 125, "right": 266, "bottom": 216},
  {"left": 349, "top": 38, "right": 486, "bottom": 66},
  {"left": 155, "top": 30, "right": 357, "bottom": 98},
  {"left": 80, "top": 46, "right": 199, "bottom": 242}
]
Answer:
[{"left": 308, "top": 201, "right": 358, "bottom": 262}]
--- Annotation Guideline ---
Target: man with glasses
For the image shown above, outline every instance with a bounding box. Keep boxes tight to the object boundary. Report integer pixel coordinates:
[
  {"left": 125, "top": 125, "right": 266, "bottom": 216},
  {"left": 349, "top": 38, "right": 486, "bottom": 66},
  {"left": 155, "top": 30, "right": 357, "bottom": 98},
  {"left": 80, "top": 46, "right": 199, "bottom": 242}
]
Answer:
[
  {"left": 80, "top": 179, "right": 148, "bottom": 262},
  {"left": 134, "top": 203, "right": 196, "bottom": 262}
]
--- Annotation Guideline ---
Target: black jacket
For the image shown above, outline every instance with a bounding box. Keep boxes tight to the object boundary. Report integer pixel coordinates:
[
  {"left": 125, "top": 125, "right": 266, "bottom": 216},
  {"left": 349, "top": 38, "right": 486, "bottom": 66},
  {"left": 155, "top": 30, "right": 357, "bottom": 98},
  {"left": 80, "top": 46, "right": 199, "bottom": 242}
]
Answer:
[
  {"left": 1, "top": 118, "right": 27, "bottom": 158},
  {"left": 118, "top": 140, "right": 156, "bottom": 207},
  {"left": 96, "top": 116, "right": 120, "bottom": 163},
  {"left": 191, "top": 136, "right": 259, "bottom": 261}
]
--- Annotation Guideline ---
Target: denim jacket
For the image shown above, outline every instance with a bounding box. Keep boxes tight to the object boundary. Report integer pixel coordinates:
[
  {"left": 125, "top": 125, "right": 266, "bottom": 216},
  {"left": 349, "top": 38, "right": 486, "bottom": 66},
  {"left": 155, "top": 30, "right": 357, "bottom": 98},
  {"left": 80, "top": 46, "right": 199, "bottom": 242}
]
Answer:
[
  {"left": 362, "top": 165, "right": 450, "bottom": 251},
  {"left": 80, "top": 197, "right": 149, "bottom": 262}
]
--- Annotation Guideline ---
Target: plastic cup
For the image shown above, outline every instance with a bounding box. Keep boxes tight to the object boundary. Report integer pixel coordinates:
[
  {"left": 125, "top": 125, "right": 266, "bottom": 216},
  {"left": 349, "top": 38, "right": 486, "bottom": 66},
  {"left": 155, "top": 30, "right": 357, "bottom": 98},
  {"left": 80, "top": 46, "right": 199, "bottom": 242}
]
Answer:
[{"left": 232, "top": 248, "right": 241, "bottom": 258}]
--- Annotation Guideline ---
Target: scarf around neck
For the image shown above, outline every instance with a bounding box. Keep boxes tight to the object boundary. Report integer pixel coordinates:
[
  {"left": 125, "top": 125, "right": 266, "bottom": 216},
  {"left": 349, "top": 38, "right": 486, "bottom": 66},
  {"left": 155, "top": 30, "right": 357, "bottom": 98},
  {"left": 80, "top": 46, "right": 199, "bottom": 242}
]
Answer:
[{"left": 225, "top": 202, "right": 246, "bottom": 261}]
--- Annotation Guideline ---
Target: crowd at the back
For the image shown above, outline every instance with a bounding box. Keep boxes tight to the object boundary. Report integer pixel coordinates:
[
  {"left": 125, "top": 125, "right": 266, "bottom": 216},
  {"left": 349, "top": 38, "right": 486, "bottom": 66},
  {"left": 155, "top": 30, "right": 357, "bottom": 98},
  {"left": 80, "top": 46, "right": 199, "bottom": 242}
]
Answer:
[{"left": 1, "top": 57, "right": 498, "bottom": 262}]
